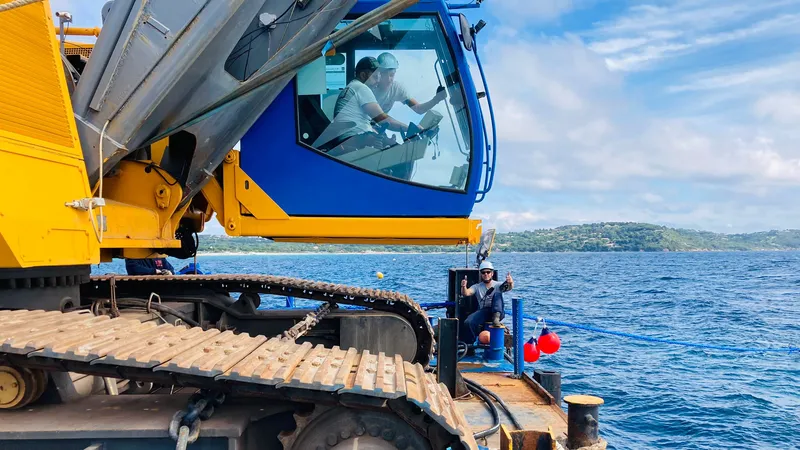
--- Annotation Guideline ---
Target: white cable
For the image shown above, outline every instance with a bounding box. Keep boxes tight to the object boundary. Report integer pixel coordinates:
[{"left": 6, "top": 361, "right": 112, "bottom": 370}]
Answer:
[
  {"left": 0, "top": 0, "right": 42, "bottom": 13},
  {"left": 90, "top": 120, "right": 110, "bottom": 243}
]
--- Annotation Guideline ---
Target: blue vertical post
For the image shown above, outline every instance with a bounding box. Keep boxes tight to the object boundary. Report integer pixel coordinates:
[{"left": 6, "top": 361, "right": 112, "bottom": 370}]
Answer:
[
  {"left": 513, "top": 297, "right": 524, "bottom": 377},
  {"left": 285, "top": 296, "right": 295, "bottom": 308}
]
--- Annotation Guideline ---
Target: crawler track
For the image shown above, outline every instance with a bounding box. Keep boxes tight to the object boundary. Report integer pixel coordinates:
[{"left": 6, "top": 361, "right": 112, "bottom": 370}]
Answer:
[
  {"left": 86, "top": 274, "right": 435, "bottom": 366},
  {"left": 0, "top": 309, "right": 477, "bottom": 450}
]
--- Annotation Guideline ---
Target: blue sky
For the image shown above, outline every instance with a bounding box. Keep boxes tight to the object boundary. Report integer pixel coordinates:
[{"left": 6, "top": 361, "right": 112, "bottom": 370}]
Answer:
[
  {"left": 51, "top": 0, "right": 800, "bottom": 233},
  {"left": 466, "top": 0, "right": 800, "bottom": 232}
]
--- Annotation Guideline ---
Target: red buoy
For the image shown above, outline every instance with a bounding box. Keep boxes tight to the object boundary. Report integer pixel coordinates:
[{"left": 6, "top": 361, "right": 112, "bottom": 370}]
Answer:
[
  {"left": 538, "top": 327, "right": 561, "bottom": 354},
  {"left": 523, "top": 337, "right": 540, "bottom": 362}
]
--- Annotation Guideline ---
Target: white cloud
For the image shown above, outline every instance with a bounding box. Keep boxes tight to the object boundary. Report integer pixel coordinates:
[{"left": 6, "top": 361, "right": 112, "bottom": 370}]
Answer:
[
  {"left": 473, "top": 24, "right": 800, "bottom": 232},
  {"left": 567, "top": 119, "right": 612, "bottom": 145},
  {"left": 755, "top": 91, "right": 800, "bottom": 124},
  {"left": 476, "top": 192, "right": 800, "bottom": 233},
  {"left": 479, "top": 210, "right": 550, "bottom": 231},
  {"left": 694, "top": 13, "right": 800, "bottom": 45},
  {"left": 668, "top": 58, "right": 800, "bottom": 93},
  {"left": 640, "top": 193, "right": 664, "bottom": 203},
  {"left": 588, "top": 37, "right": 649, "bottom": 55},
  {"left": 493, "top": 99, "right": 553, "bottom": 143},
  {"left": 603, "top": 43, "right": 692, "bottom": 72},
  {"left": 593, "top": 0, "right": 797, "bottom": 35},
  {"left": 586, "top": 1, "right": 800, "bottom": 71}
]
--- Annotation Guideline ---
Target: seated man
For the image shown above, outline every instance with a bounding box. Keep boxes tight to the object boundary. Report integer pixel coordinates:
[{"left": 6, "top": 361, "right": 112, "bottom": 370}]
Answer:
[
  {"left": 368, "top": 53, "right": 447, "bottom": 179},
  {"left": 372, "top": 52, "right": 447, "bottom": 116},
  {"left": 323, "top": 56, "right": 408, "bottom": 153},
  {"left": 460, "top": 261, "right": 513, "bottom": 344},
  {"left": 125, "top": 257, "right": 174, "bottom": 276}
]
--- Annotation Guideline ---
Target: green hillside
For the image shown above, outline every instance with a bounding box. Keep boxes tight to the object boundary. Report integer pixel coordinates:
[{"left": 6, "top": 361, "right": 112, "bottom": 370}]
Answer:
[{"left": 198, "top": 222, "right": 800, "bottom": 254}]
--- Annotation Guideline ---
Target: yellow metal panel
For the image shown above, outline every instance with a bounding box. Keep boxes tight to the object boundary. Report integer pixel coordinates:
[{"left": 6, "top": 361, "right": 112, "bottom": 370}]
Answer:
[
  {"left": 0, "top": 133, "right": 95, "bottom": 267},
  {"left": 0, "top": 0, "right": 80, "bottom": 151},
  {"left": 201, "top": 177, "right": 225, "bottom": 218},
  {"left": 234, "top": 165, "right": 289, "bottom": 220},
  {"left": 150, "top": 138, "right": 168, "bottom": 165},
  {"left": 241, "top": 217, "right": 481, "bottom": 245},
  {"left": 222, "top": 153, "right": 241, "bottom": 234},
  {"left": 99, "top": 161, "right": 183, "bottom": 248},
  {"left": 99, "top": 200, "right": 180, "bottom": 249},
  {"left": 0, "top": 0, "right": 97, "bottom": 268}
]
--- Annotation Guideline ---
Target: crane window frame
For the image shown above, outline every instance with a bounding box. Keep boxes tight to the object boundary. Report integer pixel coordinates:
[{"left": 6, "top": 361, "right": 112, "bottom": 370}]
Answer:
[{"left": 293, "top": 13, "right": 474, "bottom": 192}]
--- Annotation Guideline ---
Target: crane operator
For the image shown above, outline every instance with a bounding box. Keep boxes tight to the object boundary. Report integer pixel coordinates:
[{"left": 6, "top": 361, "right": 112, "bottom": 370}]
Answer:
[
  {"left": 371, "top": 52, "right": 447, "bottom": 115},
  {"left": 326, "top": 56, "right": 409, "bottom": 152},
  {"left": 460, "top": 261, "right": 514, "bottom": 344}
]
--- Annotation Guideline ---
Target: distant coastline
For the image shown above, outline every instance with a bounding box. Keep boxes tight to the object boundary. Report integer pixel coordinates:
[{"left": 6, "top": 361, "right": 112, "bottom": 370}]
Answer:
[{"left": 197, "top": 222, "right": 800, "bottom": 254}]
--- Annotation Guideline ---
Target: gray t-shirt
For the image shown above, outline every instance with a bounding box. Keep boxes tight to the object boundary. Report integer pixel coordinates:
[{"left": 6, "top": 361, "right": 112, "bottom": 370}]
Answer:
[
  {"left": 373, "top": 81, "right": 411, "bottom": 114},
  {"left": 333, "top": 79, "right": 379, "bottom": 138},
  {"left": 470, "top": 280, "right": 499, "bottom": 309}
]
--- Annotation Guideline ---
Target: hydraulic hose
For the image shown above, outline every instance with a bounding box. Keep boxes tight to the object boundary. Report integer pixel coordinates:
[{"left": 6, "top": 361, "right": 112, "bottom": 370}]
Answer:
[
  {"left": 465, "top": 378, "right": 523, "bottom": 430},
  {"left": 114, "top": 298, "right": 201, "bottom": 327},
  {"left": 467, "top": 379, "right": 500, "bottom": 439},
  {"left": 457, "top": 341, "right": 469, "bottom": 361}
]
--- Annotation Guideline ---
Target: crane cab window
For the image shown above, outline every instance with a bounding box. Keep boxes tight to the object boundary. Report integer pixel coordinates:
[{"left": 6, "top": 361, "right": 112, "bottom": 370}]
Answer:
[{"left": 296, "top": 16, "right": 472, "bottom": 190}]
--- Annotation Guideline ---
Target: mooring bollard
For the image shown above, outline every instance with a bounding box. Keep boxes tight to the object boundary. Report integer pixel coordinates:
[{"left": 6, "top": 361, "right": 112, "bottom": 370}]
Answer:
[
  {"left": 534, "top": 369, "right": 561, "bottom": 406},
  {"left": 563, "top": 395, "right": 604, "bottom": 449}
]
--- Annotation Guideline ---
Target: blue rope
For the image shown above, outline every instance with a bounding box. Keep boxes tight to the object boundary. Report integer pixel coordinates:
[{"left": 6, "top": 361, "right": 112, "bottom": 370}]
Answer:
[{"left": 507, "top": 311, "right": 799, "bottom": 354}]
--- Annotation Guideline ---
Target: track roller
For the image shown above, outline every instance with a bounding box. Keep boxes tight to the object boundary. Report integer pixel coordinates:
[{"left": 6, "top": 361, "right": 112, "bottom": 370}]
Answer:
[
  {"left": 0, "top": 365, "right": 46, "bottom": 409},
  {"left": 281, "top": 406, "right": 432, "bottom": 450}
]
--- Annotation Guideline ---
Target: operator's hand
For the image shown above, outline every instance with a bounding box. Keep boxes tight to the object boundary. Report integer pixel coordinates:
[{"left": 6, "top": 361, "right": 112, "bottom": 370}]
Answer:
[
  {"left": 492, "top": 312, "right": 502, "bottom": 328},
  {"left": 434, "top": 85, "right": 447, "bottom": 102},
  {"left": 461, "top": 276, "right": 468, "bottom": 288},
  {"left": 506, "top": 272, "right": 513, "bottom": 284}
]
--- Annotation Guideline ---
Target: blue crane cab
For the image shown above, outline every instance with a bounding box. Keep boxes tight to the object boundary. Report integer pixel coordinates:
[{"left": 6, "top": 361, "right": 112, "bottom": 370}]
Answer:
[{"left": 239, "top": 0, "right": 496, "bottom": 219}]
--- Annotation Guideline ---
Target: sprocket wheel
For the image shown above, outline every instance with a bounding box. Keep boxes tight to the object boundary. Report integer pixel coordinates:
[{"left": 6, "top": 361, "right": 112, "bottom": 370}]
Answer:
[{"left": 281, "top": 406, "right": 432, "bottom": 450}]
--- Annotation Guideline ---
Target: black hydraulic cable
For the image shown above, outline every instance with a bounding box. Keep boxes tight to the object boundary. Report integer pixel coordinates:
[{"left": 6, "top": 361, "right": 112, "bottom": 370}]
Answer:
[
  {"left": 467, "top": 380, "right": 500, "bottom": 439},
  {"left": 457, "top": 341, "right": 468, "bottom": 361},
  {"left": 114, "top": 298, "right": 201, "bottom": 327},
  {"left": 465, "top": 378, "right": 524, "bottom": 430}
]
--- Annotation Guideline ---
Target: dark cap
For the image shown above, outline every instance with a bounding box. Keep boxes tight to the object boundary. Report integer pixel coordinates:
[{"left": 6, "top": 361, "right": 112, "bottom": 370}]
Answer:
[{"left": 355, "top": 56, "right": 379, "bottom": 73}]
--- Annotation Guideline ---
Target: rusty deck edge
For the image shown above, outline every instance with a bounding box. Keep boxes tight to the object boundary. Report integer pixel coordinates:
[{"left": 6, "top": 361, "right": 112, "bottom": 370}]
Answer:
[{"left": 521, "top": 372, "right": 568, "bottom": 420}]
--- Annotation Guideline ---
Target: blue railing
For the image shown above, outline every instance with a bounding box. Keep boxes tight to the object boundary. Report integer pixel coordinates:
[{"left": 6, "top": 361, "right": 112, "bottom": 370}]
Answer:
[{"left": 472, "top": 35, "right": 497, "bottom": 203}]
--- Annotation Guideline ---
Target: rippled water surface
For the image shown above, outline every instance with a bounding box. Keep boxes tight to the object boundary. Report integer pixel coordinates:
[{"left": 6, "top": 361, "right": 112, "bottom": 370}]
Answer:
[{"left": 97, "top": 251, "right": 800, "bottom": 449}]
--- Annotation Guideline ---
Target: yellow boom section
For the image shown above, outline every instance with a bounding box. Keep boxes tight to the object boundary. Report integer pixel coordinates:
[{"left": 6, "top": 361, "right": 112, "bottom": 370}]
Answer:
[{"left": 0, "top": 0, "right": 98, "bottom": 268}]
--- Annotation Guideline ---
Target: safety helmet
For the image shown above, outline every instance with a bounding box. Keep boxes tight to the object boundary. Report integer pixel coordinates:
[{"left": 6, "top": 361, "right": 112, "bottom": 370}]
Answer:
[
  {"left": 478, "top": 261, "right": 494, "bottom": 272},
  {"left": 377, "top": 52, "right": 399, "bottom": 70},
  {"left": 355, "top": 56, "right": 379, "bottom": 73}
]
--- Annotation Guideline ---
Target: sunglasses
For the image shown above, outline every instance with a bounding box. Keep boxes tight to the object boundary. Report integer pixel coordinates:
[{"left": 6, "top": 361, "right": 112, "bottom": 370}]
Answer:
[{"left": 481, "top": 270, "right": 493, "bottom": 275}]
